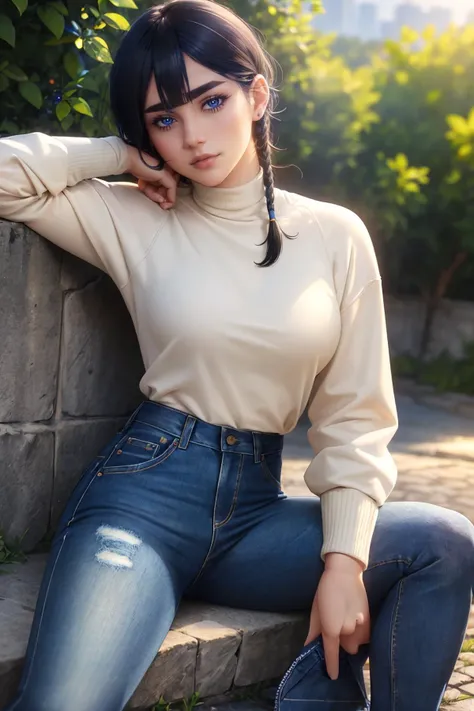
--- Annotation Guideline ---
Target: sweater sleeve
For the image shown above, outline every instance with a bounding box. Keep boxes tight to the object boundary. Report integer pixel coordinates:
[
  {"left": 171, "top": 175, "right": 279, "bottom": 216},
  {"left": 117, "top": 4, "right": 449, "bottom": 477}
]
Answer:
[
  {"left": 304, "top": 208, "right": 398, "bottom": 570},
  {"left": 0, "top": 132, "right": 137, "bottom": 283}
]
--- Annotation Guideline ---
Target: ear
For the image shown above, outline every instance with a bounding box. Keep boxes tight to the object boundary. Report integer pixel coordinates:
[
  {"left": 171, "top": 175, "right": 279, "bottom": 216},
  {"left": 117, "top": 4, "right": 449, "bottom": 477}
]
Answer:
[{"left": 250, "top": 74, "right": 270, "bottom": 121}]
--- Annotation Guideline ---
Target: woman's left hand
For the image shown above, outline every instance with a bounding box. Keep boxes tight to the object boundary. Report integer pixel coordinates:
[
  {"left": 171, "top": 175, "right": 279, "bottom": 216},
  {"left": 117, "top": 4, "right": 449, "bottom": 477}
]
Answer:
[{"left": 304, "top": 554, "right": 371, "bottom": 680}]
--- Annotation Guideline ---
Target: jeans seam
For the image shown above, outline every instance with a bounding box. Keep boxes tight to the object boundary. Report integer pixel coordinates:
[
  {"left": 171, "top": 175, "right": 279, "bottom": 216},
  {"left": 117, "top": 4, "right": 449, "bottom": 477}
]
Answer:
[
  {"left": 66, "top": 460, "right": 103, "bottom": 527},
  {"left": 390, "top": 577, "right": 405, "bottom": 710},
  {"left": 186, "top": 449, "right": 226, "bottom": 588},
  {"left": 12, "top": 531, "right": 70, "bottom": 702},
  {"left": 365, "top": 557, "right": 412, "bottom": 572},
  {"left": 260, "top": 455, "right": 282, "bottom": 490},
  {"left": 215, "top": 454, "right": 244, "bottom": 528}
]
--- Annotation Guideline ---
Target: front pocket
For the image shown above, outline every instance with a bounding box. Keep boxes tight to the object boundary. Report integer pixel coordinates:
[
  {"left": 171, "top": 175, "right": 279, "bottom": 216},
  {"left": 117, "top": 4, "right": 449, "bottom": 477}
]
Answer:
[
  {"left": 260, "top": 451, "right": 282, "bottom": 489},
  {"left": 100, "top": 431, "right": 179, "bottom": 475}
]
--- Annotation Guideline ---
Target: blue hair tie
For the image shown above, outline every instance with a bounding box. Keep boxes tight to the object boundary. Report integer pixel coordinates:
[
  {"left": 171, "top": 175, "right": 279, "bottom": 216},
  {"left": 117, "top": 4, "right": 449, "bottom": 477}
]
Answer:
[{"left": 269, "top": 209, "right": 276, "bottom": 221}]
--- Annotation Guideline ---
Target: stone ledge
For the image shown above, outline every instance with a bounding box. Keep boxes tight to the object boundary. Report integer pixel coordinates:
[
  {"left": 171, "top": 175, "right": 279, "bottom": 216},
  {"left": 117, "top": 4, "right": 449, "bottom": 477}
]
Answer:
[{"left": 0, "top": 555, "right": 308, "bottom": 711}]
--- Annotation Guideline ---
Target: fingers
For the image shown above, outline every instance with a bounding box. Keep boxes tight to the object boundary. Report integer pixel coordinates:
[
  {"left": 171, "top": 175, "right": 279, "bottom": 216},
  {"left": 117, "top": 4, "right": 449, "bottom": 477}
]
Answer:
[
  {"left": 138, "top": 175, "right": 177, "bottom": 209},
  {"left": 166, "top": 177, "right": 177, "bottom": 208},
  {"left": 322, "top": 634, "right": 340, "bottom": 680}
]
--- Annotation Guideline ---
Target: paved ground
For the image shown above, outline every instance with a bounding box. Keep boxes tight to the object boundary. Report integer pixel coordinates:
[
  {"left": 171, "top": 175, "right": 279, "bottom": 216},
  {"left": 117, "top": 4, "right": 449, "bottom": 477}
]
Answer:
[{"left": 279, "top": 392, "right": 474, "bottom": 710}]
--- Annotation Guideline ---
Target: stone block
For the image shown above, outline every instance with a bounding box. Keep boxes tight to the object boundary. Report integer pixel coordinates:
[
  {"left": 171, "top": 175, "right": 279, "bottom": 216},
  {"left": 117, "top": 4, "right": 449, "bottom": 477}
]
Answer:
[
  {"left": 0, "top": 221, "right": 62, "bottom": 422},
  {"left": 61, "top": 250, "right": 102, "bottom": 291},
  {"left": 0, "top": 599, "right": 34, "bottom": 710},
  {"left": 128, "top": 630, "right": 197, "bottom": 708},
  {"left": 60, "top": 275, "right": 144, "bottom": 417},
  {"left": 178, "top": 620, "right": 241, "bottom": 696},
  {"left": 0, "top": 553, "right": 47, "bottom": 611},
  {"left": 52, "top": 418, "right": 125, "bottom": 530},
  {"left": 0, "top": 555, "right": 46, "bottom": 709},
  {"left": 173, "top": 602, "right": 308, "bottom": 687},
  {"left": 0, "top": 430, "right": 54, "bottom": 551}
]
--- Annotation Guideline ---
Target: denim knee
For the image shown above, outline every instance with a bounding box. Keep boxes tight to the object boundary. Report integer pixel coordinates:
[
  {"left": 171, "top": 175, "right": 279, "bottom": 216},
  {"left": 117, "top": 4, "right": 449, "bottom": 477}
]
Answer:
[{"left": 414, "top": 504, "right": 474, "bottom": 583}]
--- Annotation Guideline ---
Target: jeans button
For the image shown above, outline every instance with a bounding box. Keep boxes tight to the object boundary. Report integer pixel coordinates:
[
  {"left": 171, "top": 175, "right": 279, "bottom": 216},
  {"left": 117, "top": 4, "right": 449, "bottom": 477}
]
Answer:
[{"left": 226, "top": 435, "right": 238, "bottom": 445}]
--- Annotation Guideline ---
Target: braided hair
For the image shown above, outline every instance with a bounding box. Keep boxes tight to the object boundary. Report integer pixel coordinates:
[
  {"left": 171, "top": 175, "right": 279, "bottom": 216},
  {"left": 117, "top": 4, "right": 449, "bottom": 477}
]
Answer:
[{"left": 253, "top": 110, "right": 298, "bottom": 267}]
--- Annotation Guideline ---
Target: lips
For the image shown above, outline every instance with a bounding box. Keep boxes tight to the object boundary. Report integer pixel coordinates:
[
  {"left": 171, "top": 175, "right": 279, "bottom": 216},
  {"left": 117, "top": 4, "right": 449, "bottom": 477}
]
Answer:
[{"left": 192, "top": 153, "right": 218, "bottom": 165}]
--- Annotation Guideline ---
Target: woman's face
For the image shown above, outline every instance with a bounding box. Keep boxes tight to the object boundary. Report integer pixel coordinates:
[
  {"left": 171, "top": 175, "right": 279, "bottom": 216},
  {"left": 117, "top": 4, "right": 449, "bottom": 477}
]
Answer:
[{"left": 144, "top": 54, "right": 268, "bottom": 187}]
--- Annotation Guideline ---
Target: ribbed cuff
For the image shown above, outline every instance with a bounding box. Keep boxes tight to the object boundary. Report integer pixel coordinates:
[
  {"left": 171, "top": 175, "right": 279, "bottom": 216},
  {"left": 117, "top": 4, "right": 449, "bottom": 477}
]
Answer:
[
  {"left": 59, "top": 135, "right": 129, "bottom": 185},
  {"left": 320, "top": 488, "right": 379, "bottom": 570}
]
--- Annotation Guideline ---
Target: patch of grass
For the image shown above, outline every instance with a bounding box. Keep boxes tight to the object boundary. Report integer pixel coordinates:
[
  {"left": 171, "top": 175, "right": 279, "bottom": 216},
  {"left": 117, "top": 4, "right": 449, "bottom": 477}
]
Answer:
[
  {"left": 391, "top": 341, "right": 474, "bottom": 396},
  {"left": 0, "top": 528, "right": 28, "bottom": 574},
  {"left": 441, "top": 693, "right": 473, "bottom": 707},
  {"left": 151, "top": 692, "right": 202, "bottom": 711},
  {"left": 461, "top": 639, "right": 474, "bottom": 654}
]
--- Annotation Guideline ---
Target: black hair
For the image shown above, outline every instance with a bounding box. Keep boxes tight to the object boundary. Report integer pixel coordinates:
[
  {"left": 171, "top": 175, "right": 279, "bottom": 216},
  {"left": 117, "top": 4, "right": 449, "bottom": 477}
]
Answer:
[{"left": 109, "top": 0, "right": 297, "bottom": 267}]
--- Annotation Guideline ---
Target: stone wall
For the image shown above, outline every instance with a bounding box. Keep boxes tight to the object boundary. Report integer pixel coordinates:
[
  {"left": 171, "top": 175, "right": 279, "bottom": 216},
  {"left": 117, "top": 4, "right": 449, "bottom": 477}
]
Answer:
[
  {"left": 1, "top": 221, "right": 473, "bottom": 553},
  {"left": 385, "top": 295, "right": 474, "bottom": 360},
  {"left": 0, "top": 220, "right": 144, "bottom": 552}
]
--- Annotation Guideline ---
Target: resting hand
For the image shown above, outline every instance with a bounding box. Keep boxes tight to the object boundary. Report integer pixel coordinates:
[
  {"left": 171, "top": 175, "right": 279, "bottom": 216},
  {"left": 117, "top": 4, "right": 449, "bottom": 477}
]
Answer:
[
  {"left": 304, "top": 553, "right": 371, "bottom": 680},
  {"left": 126, "top": 144, "right": 179, "bottom": 210}
]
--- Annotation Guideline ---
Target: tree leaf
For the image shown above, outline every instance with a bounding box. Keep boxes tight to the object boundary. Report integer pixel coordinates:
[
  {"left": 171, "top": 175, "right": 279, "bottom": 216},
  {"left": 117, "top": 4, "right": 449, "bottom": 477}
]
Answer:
[
  {"left": 50, "top": 1, "right": 68, "bottom": 16},
  {"left": 3, "top": 64, "right": 28, "bottom": 81},
  {"left": 37, "top": 5, "right": 65, "bottom": 40},
  {"left": 0, "top": 14, "right": 16, "bottom": 48},
  {"left": 80, "top": 72, "right": 100, "bottom": 93},
  {"left": 10, "top": 0, "right": 28, "bottom": 15},
  {"left": 56, "top": 100, "right": 71, "bottom": 121},
  {"left": 81, "top": 115, "right": 98, "bottom": 136},
  {"left": 70, "top": 97, "right": 93, "bottom": 116},
  {"left": 0, "top": 119, "right": 19, "bottom": 134},
  {"left": 84, "top": 36, "right": 113, "bottom": 63},
  {"left": 103, "top": 12, "right": 130, "bottom": 30},
  {"left": 63, "top": 51, "right": 81, "bottom": 79},
  {"left": 61, "top": 112, "right": 74, "bottom": 131},
  {"left": 19, "top": 80, "right": 43, "bottom": 108},
  {"left": 108, "top": 0, "right": 138, "bottom": 8},
  {"left": 447, "top": 114, "right": 470, "bottom": 137},
  {"left": 0, "top": 74, "right": 10, "bottom": 92}
]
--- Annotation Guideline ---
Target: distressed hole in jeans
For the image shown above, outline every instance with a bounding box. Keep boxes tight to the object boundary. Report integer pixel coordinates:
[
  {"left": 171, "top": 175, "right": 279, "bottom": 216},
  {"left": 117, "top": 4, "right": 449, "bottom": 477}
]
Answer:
[{"left": 95, "top": 525, "right": 141, "bottom": 569}]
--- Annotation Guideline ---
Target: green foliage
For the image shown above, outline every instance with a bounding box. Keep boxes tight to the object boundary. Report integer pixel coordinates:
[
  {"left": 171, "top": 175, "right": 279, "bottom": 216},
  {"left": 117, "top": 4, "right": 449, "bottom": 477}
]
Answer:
[
  {"left": 392, "top": 341, "right": 474, "bottom": 396},
  {"left": 151, "top": 692, "right": 201, "bottom": 711},
  {"left": 0, "top": 528, "right": 28, "bottom": 574},
  {"left": 0, "top": 0, "right": 142, "bottom": 137}
]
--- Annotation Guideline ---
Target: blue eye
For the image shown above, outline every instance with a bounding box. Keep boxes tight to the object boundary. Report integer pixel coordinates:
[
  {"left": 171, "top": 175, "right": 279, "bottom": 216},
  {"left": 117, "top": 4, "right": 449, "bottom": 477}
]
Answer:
[
  {"left": 155, "top": 116, "right": 174, "bottom": 129},
  {"left": 206, "top": 96, "right": 222, "bottom": 109},
  {"left": 151, "top": 94, "right": 229, "bottom": 131}
]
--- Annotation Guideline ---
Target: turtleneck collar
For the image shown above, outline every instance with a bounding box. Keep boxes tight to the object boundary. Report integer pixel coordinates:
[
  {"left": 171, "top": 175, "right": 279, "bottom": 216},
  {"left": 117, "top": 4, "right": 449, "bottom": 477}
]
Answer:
[{"left": 189, "top": 167, "right": 268, "bottom": 222}]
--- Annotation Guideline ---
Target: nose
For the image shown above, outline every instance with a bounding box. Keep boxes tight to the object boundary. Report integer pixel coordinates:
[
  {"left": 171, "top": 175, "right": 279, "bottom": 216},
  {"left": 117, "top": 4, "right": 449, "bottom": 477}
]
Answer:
[{"left": 181, "top": 118, "right": 206, "bottom": 150}]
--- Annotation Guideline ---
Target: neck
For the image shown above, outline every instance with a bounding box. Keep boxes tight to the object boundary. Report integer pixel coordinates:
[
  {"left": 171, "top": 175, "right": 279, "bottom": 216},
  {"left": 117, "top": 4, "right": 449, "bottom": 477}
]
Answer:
[
  {"left": 215, "top": 144, "right": 261, "bottom": 189},
  {"left": 189, "top": 164, "right": 267, "bottom": 222}
]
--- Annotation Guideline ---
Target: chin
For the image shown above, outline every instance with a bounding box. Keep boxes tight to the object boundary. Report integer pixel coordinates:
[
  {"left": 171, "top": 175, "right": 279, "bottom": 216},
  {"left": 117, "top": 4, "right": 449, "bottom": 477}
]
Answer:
[{"left": 187, "top": 167, "right": 232, "bottom": 187}]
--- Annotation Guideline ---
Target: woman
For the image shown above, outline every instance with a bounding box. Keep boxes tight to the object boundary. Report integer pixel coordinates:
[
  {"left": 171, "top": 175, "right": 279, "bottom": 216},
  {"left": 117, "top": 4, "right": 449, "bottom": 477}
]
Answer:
[{"left": 0, "top": 2, "right": 473, "bottom": 709}]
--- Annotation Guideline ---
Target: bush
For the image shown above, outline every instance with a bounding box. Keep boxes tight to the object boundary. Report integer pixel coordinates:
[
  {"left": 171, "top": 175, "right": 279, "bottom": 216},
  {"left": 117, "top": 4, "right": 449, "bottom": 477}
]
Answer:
[{"left": 0, "top": 0, "right": 148, "bottom": 137}]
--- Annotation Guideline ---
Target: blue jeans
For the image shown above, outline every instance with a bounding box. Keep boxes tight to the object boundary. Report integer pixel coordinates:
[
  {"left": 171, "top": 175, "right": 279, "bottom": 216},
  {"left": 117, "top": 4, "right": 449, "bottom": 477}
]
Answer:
[{"left": 6, "top": 401, "right": 474, "bottom": 711}]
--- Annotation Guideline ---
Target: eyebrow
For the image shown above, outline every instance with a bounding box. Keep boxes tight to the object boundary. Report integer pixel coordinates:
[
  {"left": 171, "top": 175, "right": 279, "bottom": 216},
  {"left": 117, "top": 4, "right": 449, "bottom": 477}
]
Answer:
[{"left": 145, "top": 80, "right": 226, "bottom": 113}]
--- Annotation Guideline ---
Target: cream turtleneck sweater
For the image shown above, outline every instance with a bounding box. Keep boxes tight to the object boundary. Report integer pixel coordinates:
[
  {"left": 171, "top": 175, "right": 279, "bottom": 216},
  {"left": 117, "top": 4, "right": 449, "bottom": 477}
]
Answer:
[{"left": 0, "top": 132, "right": 398, "bottom": 568}]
